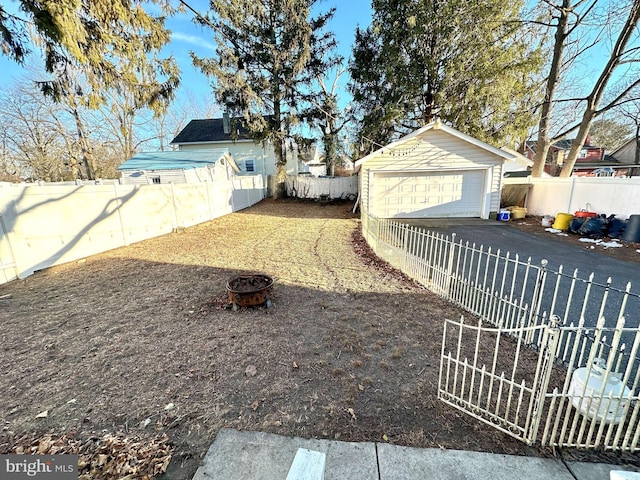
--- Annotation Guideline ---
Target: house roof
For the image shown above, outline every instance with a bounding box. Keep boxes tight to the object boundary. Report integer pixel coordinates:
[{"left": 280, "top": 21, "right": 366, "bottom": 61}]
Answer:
[
  {"left": 355, "top": 120, "right": 515, "bottom": 167},
  {"left": 170, "top": 118, "right": 257, "bottom": 144},
  {"left": 117, "top": 149, "right": 237, "bottom": 171},
  {"left": 525, "top": 139, "right": 604, "bottom": 151},
  {"left": 610, "top": 137, "right": 637, "bottom": 157},
  {"left": 500, "top": 147, "right": 533, "bottom": 167}
]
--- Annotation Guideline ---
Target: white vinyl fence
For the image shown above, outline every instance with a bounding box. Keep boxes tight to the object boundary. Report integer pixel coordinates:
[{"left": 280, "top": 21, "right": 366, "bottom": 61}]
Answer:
[
  {"left": 504, "top": 176, "right": 640, "bottom": 219},
  {"left": 0, "top": 175, "right": 264, "bottom": 284},
  {"left": 362, "top": 213, "right": 640, "bottom": 451},
  {"left": 285, "top": 175, "right": 358, "bottom": 200}
]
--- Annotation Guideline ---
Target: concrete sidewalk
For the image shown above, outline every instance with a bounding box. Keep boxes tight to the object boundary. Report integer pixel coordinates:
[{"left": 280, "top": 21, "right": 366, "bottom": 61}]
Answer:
[{"left": 192, "top": 429, "right": 640, "bottom": 480}]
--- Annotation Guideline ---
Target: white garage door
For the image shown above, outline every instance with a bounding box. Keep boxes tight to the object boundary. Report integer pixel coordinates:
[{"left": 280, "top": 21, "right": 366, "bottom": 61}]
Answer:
[{"left": 372, "top": 170, "right": 486, "bottom": 218}]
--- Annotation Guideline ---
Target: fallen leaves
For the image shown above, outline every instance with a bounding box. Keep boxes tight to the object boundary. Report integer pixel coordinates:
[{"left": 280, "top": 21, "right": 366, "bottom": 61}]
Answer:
[
  {"left": 250, "top": 398, "right": 266, "bottom": 411},
  {"left": 8, "top": 431, "right": 174, "bottom": 480}
]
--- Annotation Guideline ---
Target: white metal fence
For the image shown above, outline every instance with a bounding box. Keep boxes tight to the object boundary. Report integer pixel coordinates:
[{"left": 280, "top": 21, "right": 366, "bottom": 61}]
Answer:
[{"left": 362, "top": 213, "right": 640, "bottom": 450}]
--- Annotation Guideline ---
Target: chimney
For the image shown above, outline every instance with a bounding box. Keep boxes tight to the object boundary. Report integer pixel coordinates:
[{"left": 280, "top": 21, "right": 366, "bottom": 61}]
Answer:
[
  {"left": 585, "top": 135, "right": 591, "bottom": 146},
  {"left": 223, "top": 112, "right": 230, "bottom": 134}
]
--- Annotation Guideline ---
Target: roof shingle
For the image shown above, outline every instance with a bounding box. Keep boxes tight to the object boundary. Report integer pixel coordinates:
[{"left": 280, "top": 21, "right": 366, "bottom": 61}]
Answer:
[{"left": 170, "top": 118, "right": 253, "bottom": 144}]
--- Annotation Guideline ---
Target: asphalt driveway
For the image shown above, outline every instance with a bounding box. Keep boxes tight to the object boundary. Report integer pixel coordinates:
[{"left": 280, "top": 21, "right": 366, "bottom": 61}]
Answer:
[{"left": 398, "top": 218, "right": 640, "bottom": 330}]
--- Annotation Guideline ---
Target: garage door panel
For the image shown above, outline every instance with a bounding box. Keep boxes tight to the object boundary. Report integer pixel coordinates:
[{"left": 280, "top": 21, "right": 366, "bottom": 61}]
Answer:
[{"left": 372, "top": 170, "right": 485, "bottom": 218}]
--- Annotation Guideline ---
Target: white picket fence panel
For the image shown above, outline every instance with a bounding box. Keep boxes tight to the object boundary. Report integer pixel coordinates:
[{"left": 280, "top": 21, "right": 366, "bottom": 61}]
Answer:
[{"left": 362, "top": 213, "right": 640, "bottom": 451}]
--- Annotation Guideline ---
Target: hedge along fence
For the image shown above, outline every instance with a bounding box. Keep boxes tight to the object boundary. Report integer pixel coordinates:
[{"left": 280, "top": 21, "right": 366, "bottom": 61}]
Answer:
[
  {"left": 285, "top": 175, "right": 358, "bottom": 200},
  {"left": 0, "top": 175, "right": 264, "bottom": 284}
]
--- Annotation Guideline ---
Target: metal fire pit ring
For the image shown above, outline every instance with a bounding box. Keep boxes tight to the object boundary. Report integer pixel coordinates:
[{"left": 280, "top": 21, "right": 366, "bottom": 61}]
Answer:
[{"left": 226, "top": 273, "right": 274, "bottom": 309}]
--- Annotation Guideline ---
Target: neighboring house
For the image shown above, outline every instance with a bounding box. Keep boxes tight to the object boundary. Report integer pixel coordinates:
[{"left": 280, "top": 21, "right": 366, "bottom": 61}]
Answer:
[
  {"left": 524, "top": 137, "right": 609, "bottom": 176},
  {"left": 609, "top": 137, "right": 639, "bottom": 176},
  {"left": 118, "top": 149, "right": 239, "bottom": 185},
  {"left": 170, "top": 117, "right": 302, "bottom": 178},
  {"left": 355, "top": 120, "right": 515, "bottom": 219},
  {"left": 334, "top": 154, "right": 356, "bottom": 177},
  {"left": 500, "top": 147, "right": 536, "bottom": 177},
  {"left": 611, "top": 137, "right": 638, "bottom": 163},
  {"left": 305, "top": 163, "right": 327, "bottom": 177},
  {"left": 297, "top": 144, "right": 325, "bottom": 176}
]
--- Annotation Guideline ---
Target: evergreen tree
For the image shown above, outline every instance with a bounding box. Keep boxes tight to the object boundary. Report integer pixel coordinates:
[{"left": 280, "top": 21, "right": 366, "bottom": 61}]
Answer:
[
  {"left": 1, "top": 1, "right": 178, "bottom": 102},
  {"left": 192, "top": 0, "right": 339, "bottom": 198},
  {"left": 348, "top": 0, "right": 541, "bottom": 150},
  {"left": 1, "top": 1, "right": 180, "bottom": 178}
]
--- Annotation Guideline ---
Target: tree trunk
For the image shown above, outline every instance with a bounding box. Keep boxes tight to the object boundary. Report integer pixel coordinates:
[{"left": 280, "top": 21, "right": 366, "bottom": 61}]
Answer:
[
  {"left": 65, "top": 93, "right": 96, "bottom": 180},
  {"left": 323, "top": 123, "right": 337, "bottom": 176},
  {"left": 560, "top": 0, "right": 640, "bottom": 177},
  {"left": 71, "top": 106, "right": 96, "bottom": 180},
  {"left": 558, "top": 106, "right": 595, "bottom": 177},
  {"left": 531, "top": 0, "right": 571, "bottom": 177},
  {"left": 273, "top": 134, "right": 287, "bottom": 199}
]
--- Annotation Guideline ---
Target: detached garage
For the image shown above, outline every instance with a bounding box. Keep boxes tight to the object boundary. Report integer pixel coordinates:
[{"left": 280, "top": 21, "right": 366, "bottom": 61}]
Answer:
[{"left": 356, "top": 121, "right": 515, "bottom": 219}]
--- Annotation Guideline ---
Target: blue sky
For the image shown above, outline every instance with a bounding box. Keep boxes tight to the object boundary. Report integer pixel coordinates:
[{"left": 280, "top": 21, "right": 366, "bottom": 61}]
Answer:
[
  {"left": 1, "top": 0, "right": 633, "bottom": 136},
  {"left": 0, "top": 0, "right": 372, "bottom": 114},
  {"left": 162, "top": 0, "right": 372, "bottom": 110}
]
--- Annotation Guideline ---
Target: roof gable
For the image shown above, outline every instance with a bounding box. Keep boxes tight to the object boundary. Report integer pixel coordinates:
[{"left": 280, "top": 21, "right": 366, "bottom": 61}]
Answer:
[
  {"left": 117, "top": 149, "right": 235, "bottom": 171},
  {"left": 610, "top": 137, "right": 637, "bottom": 157},
  {"left": 171, "top": 117, "right": 271, "bottom": 144},
  {"left": 355, "top": 121, "right": 515, "bottom": 167},
  {"left": 500, "top": 147, "right": 533, "bottom": 167}
]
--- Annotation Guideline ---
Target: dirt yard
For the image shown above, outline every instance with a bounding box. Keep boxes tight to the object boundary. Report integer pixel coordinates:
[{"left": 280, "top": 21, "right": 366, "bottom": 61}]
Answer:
[{"left": 0, "top": 200, "right": 636, "bottom": 479}]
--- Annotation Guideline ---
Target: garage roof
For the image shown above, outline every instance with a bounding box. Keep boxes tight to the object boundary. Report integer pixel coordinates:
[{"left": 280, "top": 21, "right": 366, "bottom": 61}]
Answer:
[{"left": 355, "top": 120, "right": 516, "bottom": 168}]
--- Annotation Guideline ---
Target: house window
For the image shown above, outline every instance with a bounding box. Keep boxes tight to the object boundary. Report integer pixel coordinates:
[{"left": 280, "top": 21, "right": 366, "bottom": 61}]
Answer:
[
  {"left": 579, "top": 148, "right": 587, "bottom": 159},
  {"left": 243, "top": 159, "right": 256, "bottom": 173},
  {"left": 150, "top": 176, "right": 161, "bottom": 184}
]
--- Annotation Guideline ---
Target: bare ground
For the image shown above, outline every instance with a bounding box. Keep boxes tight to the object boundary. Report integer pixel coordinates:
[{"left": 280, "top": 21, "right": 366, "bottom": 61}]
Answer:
[{"left": 0, "top": 200, "right": 637, "bottom": 479}]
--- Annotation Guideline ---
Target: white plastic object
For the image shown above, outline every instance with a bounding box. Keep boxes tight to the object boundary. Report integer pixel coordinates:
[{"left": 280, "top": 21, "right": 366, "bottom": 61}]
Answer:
[{"left": 569, "top": 358, "right": 632, "bottom": 425}]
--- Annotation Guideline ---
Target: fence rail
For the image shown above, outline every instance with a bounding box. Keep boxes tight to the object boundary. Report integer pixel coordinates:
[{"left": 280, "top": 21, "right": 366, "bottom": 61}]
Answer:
[{"left": 362, "top": 213, "right": 640, "bottom": 451}]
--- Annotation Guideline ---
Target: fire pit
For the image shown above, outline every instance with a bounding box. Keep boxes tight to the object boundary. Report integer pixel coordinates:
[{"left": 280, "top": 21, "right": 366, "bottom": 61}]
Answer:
[{"left": 226, "top": 273, "right": 274, "bottom": 309}]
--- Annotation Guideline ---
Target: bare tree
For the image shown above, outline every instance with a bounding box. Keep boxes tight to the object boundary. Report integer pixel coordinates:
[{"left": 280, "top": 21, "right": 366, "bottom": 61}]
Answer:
[
  {"left": 307, "top": 66, "right": 352, "bottom": 176},
  {"left": 0, "top": 82, "right": 75, "bottom": 181},
  {"left": 531, "top": 0, "right": 600, "bottom": 176},
  {"left": 531, "top": 0, "right": 640, "bottom": 177},
  {"left": 559, "top": 0, "right": 640, "bottom": 176},
  {"left": 152, "top": 88, "right": 222, "bottom": 152}
]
